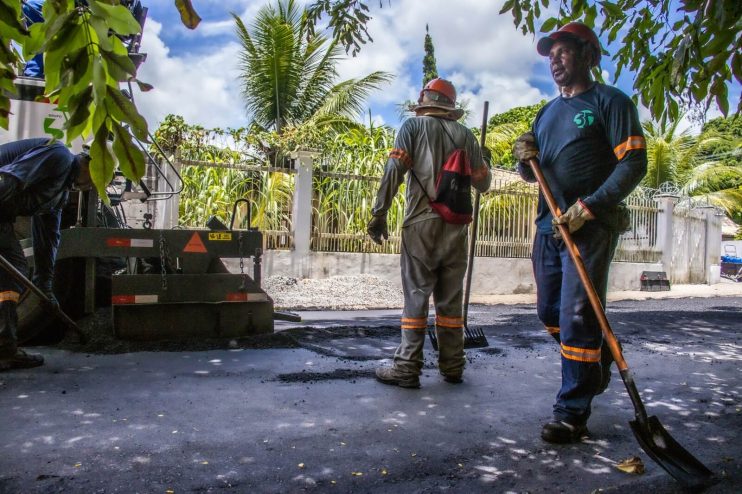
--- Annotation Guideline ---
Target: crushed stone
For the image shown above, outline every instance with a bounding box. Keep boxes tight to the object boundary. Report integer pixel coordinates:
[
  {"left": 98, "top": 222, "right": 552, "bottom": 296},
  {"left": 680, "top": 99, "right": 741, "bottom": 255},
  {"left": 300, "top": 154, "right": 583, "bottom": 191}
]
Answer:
[{"left": 263, "top": 274, "right": 403, "bottom": 310}]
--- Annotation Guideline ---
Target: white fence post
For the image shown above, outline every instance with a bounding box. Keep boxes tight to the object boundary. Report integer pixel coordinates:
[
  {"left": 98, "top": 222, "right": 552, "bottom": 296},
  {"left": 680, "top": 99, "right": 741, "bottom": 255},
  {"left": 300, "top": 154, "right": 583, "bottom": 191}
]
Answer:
[
  {"left": 654, "top": 194, "right": 677, "bottom": 278},
  {"left": 700, "top": 206, "right": 723, "bottom": 284},
  {"left": 290, "top": 149, "right": 316, "bottom": 278}
]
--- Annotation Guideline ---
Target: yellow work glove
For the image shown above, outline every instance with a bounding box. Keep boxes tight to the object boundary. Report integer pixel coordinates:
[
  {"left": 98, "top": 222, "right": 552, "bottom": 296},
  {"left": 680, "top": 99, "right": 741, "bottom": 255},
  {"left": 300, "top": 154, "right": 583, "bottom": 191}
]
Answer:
[
  {"left": 513, "top": 132, "right": 539, "bottom": 163},
  {"left": 552, "top": 200, "right": 595, "bottom": 236},
  {"left": 367, "top": 214, "right": 389, "bottom": 245}
]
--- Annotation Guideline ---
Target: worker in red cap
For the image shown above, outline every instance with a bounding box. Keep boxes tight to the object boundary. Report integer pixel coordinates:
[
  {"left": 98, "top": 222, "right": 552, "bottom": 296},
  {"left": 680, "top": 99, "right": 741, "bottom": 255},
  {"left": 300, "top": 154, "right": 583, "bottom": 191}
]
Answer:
[
  {"left": 513, "top": 22, "right": 647, "bottom": 443},
  {"left": 367, "top": 78, "right": 492, "bottom": 388}
]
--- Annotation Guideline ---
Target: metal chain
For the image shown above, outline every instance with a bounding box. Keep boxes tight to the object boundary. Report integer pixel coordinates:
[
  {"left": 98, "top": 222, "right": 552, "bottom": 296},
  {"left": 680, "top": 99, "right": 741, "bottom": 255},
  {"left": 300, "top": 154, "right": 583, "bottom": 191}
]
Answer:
[
  {"left": 238, "top": 232, "right": 247, "bottom": 290},
  {"left": 159, "top": 231, "right": 169, "bottom": 291}
]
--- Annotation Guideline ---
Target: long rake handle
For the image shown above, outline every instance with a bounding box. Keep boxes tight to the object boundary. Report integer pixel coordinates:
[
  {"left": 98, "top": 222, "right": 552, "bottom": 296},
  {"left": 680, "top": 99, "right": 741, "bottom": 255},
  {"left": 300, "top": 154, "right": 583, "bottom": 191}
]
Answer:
[
  {"left": 0, "top": 253, "right": 87, "bottom": 343},
  {"left": 462, "top": 101, "right": 489, "bottom": 328},
  {"left": 527, "top": 158, "right": 648, "bottom": 422}
]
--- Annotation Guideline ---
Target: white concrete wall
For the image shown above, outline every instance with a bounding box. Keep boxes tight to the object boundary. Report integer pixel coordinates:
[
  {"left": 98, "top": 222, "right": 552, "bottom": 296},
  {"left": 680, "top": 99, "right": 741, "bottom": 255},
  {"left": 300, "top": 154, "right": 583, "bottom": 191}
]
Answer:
[{"left": 227, "top": 251, "right": 664, "bottom": 296}]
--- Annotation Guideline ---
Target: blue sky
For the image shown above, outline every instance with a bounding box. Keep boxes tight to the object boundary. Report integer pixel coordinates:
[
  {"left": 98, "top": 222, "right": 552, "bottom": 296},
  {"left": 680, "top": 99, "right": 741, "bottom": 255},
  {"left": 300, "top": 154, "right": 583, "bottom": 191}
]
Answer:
[{"left": 134, "top": 0, "right": 733, "bottom": 133}]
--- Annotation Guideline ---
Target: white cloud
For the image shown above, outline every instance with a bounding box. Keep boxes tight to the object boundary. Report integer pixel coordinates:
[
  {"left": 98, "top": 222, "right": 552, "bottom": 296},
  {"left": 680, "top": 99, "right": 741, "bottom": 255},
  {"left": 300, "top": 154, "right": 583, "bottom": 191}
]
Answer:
[
  {"left": 136, "top": 19, "right": 246, "bottom": 130},
  {"left": 135, "top": 0, "right": 554, "bottom": 130},
  {"left": 335, "top": 0, "right": 551, "bottom": 126}
]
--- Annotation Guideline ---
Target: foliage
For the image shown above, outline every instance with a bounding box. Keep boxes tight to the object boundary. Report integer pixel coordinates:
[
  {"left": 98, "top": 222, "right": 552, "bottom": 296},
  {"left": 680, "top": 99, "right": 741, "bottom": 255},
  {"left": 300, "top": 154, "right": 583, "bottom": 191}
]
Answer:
[
  {"left": 499, "top": 0, "right": 742, "bottom": 123},
  {"left": 303, "top": 0, "right": 382, "bottom": 56},
  {"left": 488, "top": 101, "right": 546, "bottom": 127},
  {"left": 0, "top": 0, "right": 200, "bottom": 197},
  {"left": 483, "top": 101, "right": 546, "bottom": 169},
  {"left": 642, "top": 116, "right": 742, "bottom": 222},
  {"left": 422, "top": 24, "right": 438, "bottom": 87},
  {"left": 233, "top": 0, "right": 391, "bottom": 133}
]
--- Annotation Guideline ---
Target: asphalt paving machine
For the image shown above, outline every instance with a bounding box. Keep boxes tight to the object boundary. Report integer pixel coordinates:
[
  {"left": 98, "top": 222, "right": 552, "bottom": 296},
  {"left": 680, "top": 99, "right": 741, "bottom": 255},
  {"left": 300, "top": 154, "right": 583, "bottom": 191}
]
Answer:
[{"left": 2, "top": 4, "right": 284, "bottom": 343}]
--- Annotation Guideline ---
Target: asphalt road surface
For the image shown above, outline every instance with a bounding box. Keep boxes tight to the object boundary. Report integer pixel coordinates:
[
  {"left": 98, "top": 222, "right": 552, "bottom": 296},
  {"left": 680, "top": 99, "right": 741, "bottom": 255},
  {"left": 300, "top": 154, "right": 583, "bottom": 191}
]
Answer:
[{"left": 0, "top": 296, "right": 740, "bottom": 493}]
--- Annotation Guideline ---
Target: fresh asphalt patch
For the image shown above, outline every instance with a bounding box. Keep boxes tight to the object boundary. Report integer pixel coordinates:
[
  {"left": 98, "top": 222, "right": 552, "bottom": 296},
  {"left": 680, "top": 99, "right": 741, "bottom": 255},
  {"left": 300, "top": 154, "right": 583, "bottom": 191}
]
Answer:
[{"left": 1, "top": 296, "right": 739, "bottom": 493}]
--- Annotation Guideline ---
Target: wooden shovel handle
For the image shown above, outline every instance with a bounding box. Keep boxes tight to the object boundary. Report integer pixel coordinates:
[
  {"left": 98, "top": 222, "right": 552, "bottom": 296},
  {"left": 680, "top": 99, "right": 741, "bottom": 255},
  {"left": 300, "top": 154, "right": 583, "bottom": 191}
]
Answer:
[{"left": 527, "top": 158, "right": 627, "bottom": 372}]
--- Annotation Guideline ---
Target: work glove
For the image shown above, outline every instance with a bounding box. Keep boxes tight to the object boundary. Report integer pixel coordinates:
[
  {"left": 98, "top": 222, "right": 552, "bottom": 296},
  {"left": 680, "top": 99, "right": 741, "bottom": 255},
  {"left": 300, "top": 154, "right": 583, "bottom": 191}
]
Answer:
[
  {"left": 481, "top": 146, "right": 492, "bottom": 165},
  {"left": 513, "top": 132, "right": 539, "bottom": 163},
  {"left": 367, "top": 214, "right": 389, "bottom": 245},
  {"left": 552, "top": 199, "right": 595, "bottom": 237}
]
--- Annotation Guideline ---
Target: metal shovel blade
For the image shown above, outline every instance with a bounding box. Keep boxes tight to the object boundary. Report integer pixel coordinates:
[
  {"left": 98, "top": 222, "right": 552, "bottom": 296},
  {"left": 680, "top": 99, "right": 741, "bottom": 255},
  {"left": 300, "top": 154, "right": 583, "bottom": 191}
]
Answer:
[{"left": 629, "top": 415, "right": 715, "bottom": 488}]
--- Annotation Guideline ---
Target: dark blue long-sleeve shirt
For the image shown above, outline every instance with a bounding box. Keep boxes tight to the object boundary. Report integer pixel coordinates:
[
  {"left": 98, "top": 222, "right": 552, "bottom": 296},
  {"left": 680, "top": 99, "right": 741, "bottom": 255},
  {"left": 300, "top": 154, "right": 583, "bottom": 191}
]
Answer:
[{"left": 518, "top": 83, "right": 647, "bottom": 233}]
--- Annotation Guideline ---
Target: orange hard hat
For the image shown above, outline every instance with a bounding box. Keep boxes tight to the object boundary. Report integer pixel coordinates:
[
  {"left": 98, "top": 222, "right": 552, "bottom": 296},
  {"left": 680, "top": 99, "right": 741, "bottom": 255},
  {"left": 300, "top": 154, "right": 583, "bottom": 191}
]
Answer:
[
  {"left": 537, "top": 22, "right": 602, "bottom": 66},
  {"left": 420, "top": 78, "right": 457, "bottom": 105}
]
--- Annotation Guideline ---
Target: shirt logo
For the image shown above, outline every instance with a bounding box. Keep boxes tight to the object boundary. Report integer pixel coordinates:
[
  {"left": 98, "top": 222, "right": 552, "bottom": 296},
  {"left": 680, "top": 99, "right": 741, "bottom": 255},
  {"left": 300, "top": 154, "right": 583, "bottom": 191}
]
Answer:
[{"left": 573, "top": 110, "right": 595, "bottom": 129}]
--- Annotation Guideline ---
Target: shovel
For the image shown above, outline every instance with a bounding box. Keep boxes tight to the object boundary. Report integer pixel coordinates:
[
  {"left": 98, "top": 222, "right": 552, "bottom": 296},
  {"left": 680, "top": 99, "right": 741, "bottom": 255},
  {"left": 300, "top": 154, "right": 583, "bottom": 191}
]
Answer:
[
  {"left": 527, "top": 158, "right": 713, "bottom": 487},
  {"left": 429, "top": 102, "right": 490, "bottom": 351},
  {"left": 0, "top": 253, "right": 88, "bottom": 344}
]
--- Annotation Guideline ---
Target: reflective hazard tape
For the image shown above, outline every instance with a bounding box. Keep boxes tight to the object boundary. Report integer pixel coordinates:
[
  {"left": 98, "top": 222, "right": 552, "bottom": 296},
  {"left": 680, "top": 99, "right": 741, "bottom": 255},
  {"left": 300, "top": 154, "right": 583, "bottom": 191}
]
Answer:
[
  {"left": 112, "top": 294, "right": 159, "bottom": 305},
  {"left": 226, "top": 292, "right": 269, "bottom": 302},
  {"left": 436, "top": 314, "right": 464, "bottom": 329},
  {"left": 613, "top": 135, "right": 646, "bottom": 160},
  {"left": 106, "top": 238, "right": 154, "bottom": 248},
  {"left": 0, "top": 291, "right": 20, "bottom": 303},
  {"left": 560, "top": 343, "right": 601, "bottom": 363},
  {"left": 401, "top": 316, "right": 428, "bottom": 329}
]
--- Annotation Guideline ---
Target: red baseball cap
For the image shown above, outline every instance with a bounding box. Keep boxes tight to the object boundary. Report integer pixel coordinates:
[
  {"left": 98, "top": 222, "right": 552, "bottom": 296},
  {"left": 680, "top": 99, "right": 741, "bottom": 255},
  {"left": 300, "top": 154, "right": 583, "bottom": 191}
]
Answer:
[{"left": 537, "top": 22, "right": 602, "bottom": 66}]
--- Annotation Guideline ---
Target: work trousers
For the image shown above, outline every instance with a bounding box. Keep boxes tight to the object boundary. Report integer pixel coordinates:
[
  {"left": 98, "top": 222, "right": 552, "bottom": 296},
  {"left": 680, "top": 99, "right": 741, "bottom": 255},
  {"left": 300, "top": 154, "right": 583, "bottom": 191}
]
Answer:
[
  {"left": 0, "top": 222, "right": 26, "bottom": 348},
  {"left": 532, "top": 222, "right": 619, "bottom": 425},
  {"left": 393, "top": 217, "right": 468, "bottom": 376}
]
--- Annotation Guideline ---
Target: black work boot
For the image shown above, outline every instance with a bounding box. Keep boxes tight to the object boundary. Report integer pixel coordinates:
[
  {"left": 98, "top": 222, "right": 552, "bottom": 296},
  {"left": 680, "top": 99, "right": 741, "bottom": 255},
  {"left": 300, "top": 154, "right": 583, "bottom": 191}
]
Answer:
[
  {"left": 541, "top": 421, "right": 589, "bottom": 444},
  {"left": 0, "top": 301, "right": 44, "bottom": 371}
]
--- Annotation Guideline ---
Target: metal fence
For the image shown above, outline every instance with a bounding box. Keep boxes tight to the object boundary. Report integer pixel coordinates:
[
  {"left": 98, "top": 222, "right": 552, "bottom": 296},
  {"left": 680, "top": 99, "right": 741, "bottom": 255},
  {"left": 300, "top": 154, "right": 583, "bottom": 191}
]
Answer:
[
  {"left": 309, "top": 169, "right": 662, "bottom": 262},
  {"left": 179, "top": 157, "right": 665, "bottom": 261}
]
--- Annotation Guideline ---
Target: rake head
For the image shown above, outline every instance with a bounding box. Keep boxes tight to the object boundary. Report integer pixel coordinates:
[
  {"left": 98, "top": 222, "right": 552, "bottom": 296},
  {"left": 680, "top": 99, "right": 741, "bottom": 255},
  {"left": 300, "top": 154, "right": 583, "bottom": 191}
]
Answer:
[{"left": 427, "top": 325, "right": 489, "bottom": 351}]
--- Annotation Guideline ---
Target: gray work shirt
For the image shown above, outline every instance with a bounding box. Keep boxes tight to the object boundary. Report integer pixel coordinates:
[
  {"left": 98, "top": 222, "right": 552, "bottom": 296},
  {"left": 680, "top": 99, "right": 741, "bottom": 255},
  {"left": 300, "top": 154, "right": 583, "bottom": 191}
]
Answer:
[{"left": 372, "top": 116, "right": 492, "bottom": 227}]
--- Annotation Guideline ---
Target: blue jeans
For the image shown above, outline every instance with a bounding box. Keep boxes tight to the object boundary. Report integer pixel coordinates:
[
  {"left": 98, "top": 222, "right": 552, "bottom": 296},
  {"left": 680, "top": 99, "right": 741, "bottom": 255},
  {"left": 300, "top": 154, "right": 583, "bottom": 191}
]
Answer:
[{"left": 532, "top": 222, "right": 619, "bottom": 425}]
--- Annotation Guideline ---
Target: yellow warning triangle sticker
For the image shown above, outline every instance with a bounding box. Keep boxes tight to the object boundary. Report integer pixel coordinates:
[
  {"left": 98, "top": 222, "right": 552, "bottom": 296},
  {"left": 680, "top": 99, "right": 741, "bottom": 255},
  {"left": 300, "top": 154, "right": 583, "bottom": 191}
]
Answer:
[{"left": 183, "top": 232, "right": 207, "bottom": 253}]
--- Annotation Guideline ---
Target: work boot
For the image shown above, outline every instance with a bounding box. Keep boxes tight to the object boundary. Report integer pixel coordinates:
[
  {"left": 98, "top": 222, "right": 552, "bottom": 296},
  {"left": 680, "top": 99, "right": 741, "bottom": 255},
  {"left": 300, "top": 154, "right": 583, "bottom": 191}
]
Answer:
[
  {"left": 441, "top": 373, "right": 463, "bottom": 384},
  {"left": 0, "top": 349, "right": 44, "bottom": 372},
  {"left": 541, "top": 421, "right": 588, "bottom": 444},
  {"left": 375, "top": 366, "right": 420, "bottom": 389}
]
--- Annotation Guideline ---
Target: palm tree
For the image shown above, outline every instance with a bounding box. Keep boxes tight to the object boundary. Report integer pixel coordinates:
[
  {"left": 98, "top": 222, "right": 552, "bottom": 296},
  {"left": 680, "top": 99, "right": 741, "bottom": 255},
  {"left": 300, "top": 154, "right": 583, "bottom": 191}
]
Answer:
[
  {"left": 680, "top": 129, "right": 742, "bottom": 220},
  {"left": 641, "top": 119, "right": 697, "bottom": 188},
  {"left": 233, "top": 0, "right": 392, "bottom": 133},
  {"left": 643, "top": 118, "right": 742, "bottom": 220}
]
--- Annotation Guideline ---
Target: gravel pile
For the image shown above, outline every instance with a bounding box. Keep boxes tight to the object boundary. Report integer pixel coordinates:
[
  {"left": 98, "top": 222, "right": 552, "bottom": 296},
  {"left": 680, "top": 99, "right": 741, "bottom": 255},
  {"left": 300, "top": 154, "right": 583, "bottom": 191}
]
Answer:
[{"left": 263, "top": 274, "right": 403, "bottom": 310}]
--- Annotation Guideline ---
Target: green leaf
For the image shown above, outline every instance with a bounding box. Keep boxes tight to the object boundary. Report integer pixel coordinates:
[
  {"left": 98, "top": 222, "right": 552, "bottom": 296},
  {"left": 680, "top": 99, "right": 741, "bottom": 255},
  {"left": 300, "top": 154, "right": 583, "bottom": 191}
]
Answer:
[
  {"left": 600, "top": 1, "right": 622, "bottom": 18},
  {"left": 63, "top": 85, "right": 93, "bottom": 135},
  {"left": 175, "top": 0, "right": 202, "bottom": 29},
  {"left": 0, "top": 0, "right": 29, "bottom": 38},
  {"left": 111, "top": 121, "right": 146, "bottom": 181},
  {"left": 91, "top": 57, "right": 107, "bottom": 103},
  {"left": 499, "top": 0, "right": 516, "bottom": 14},
  {"left": 90, "top": 123, "right": 115, "bottom": 197},
  {"left": 100, "top": 48, "right": 137, "bottom": 81},
  {"left": 540, "top": 17, "right": 558, "bottom": 33},
  {"left": 87, "top": 0, "right": 142, "bottom": 36},
  {"left": 88, "top": 14, "right": 114, "bottom": 52},
  {"left": 105, "top": 86, "right": 149, "bottom": 142}
]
